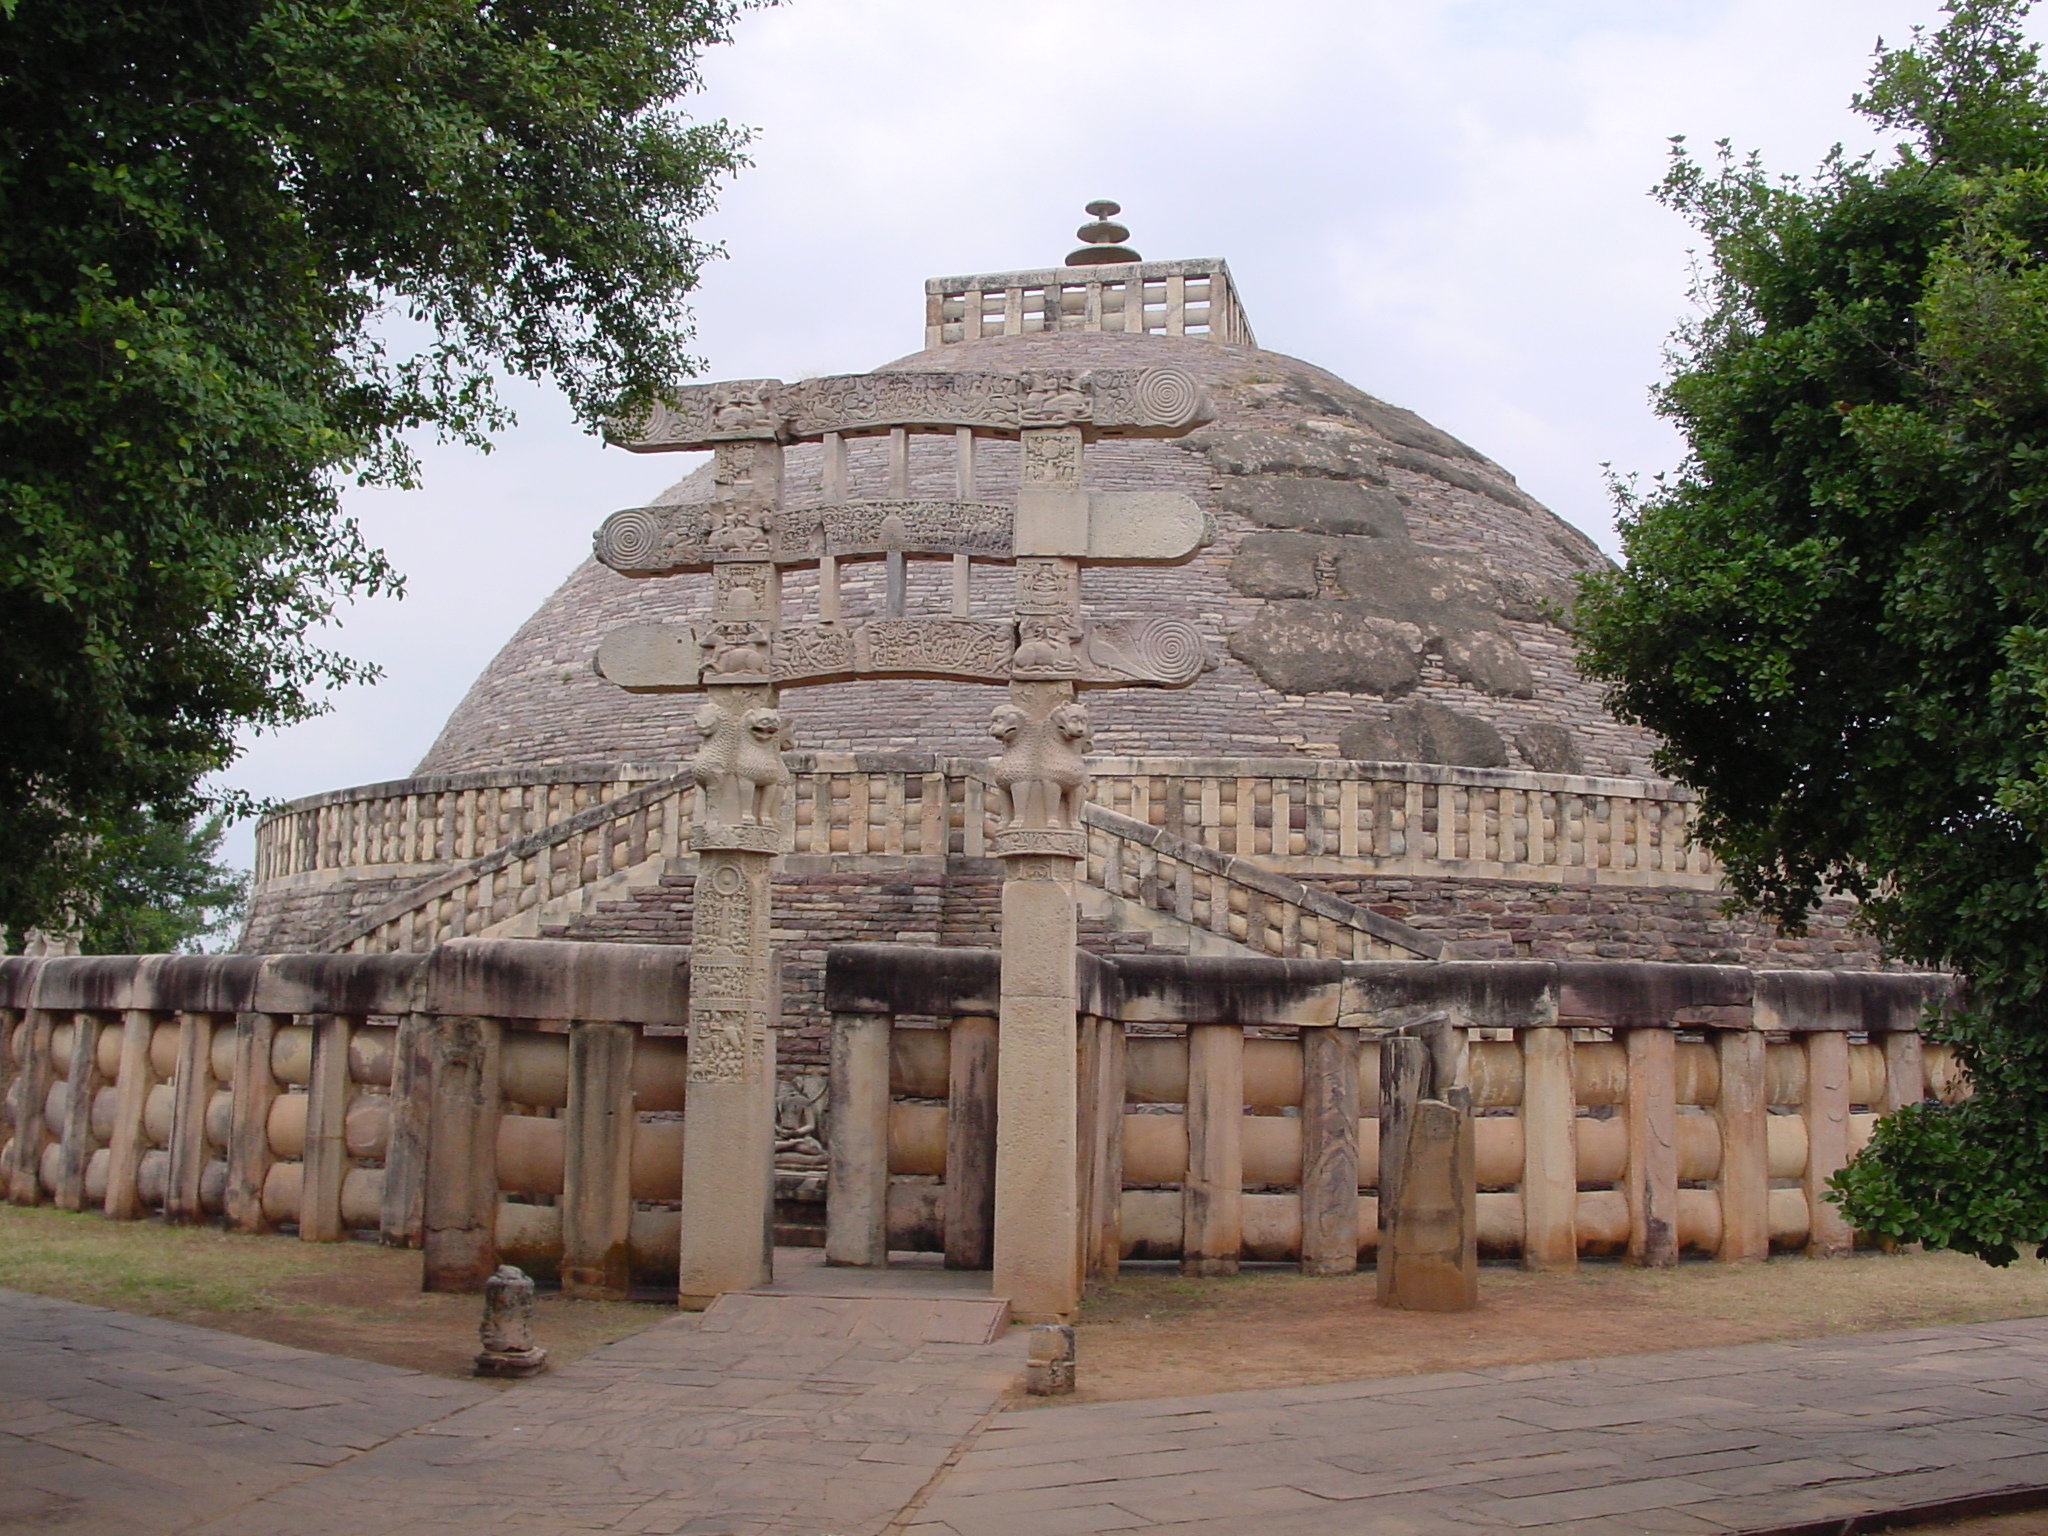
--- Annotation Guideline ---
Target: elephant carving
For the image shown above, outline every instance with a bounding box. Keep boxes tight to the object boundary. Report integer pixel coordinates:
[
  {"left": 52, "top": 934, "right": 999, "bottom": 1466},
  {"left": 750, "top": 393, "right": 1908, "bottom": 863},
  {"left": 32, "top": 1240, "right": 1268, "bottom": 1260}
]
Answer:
[
  {"left": 692, "top": 704, "right": 793, "bottom": 827},
  {"left": 990, "top": 700, "right": 1091, "bottom": 830}
]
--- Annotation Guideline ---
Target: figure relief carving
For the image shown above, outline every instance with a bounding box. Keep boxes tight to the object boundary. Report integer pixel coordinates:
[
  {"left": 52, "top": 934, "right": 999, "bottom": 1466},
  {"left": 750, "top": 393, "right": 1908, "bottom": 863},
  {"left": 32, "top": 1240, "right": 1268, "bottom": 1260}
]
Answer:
[
  {"left": 991, "top": 699, "right": 1092, "bottom": 831},
  {"left": 707, "top": 500, "right": 772, "bottom": 556},
  {"left": 860, "top": 618, "right": 1013, "bottom": 679},
  {"left": 1015, "top": 558, "right": 1079, "bottom": 615},
  {"left": 774, "top": 1072, "right": 829, "bottom": 1169},
  {"left": 713, "top": 439, "right": 782, "bottom": 504},
  {"left": 774, "top": 622, "right": 856, "bottom": 682},
  {"left": 713, "top": 565, "right": 775, "bottom": 614},
  {"left": 686, "top": 1005, "right": 765, "bottom": 1083},
  {"left": 821, "top": 499, "right": 1011, "bottom": 559},
  {"left": 700, "top": 615, "right": 772, "bottom": 682},
  {"left": 1012, "top": 615, "right": 1083, "bottom": 679},
  {"left": 691, "top": 701, "right": 793, "bottom": 829},
  {"left": 1019, "top": 372, "right": 1091, "bottom": 424},
  {"left": 1021, "top": 428, "right": 1084, "bottom": 488}
]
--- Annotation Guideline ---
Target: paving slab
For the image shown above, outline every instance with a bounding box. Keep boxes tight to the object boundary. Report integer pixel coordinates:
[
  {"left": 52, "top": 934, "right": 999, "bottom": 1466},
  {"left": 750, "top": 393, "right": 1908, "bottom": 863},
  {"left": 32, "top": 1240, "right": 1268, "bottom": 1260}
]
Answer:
[{"left": 910, "top": 1317, "right": 2048, "bottom": 1536}]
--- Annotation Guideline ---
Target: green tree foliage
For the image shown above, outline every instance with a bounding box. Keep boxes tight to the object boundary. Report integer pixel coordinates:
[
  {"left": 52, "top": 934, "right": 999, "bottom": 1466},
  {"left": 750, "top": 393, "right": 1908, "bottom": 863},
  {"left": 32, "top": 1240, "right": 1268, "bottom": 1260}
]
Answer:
[
  {"left": 0, "top": 0, "right": 750, "bottom": 936},
  {"left": 1573, "top": 1, "right": 2048, "bottom": 1263},
  {"left": 68, "top": 812, "right": 247, "bottom": 956}
]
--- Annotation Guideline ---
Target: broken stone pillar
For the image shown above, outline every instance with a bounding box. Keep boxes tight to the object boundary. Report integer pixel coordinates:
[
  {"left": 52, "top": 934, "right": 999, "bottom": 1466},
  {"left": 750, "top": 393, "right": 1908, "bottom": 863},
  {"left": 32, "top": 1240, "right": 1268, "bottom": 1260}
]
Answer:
[
  {"left": 1026, "top": 1322, "right": 1077, "bottom": 1395},
  {"left": 1378, "top": 1031, "right": 1478, "bottom": 1313},
  {"left": 475, "top": 1264, "right": 549, "bottom": 1377}
]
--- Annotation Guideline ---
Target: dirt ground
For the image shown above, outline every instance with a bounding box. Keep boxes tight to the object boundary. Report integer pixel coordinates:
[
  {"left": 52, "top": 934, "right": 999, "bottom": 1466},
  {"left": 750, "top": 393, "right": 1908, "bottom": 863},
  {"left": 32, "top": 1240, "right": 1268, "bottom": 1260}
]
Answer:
[
  {"left": 0, "top": 1205, "right": 671, "bottom": 1378},
  {"left": 1064, "top": 1248, "right": 2048, "bottom": 1407}
]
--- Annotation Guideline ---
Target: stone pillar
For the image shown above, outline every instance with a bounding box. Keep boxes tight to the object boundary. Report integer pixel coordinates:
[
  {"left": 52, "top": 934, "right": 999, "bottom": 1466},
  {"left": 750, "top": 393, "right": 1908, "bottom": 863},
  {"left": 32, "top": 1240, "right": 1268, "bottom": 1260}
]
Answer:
[
  {"left": 1519, "top": 1025, "right": 1577, "bottom": 1271},
  {"left": 675, "top": 504, "right": 790, "bottom": 1308},
  {"left": 1299, "top": 1025, "right": 1360, "bottom": 1276},
  {"left": 52, "top": 1012, "right": 102, "bottom": 1211},
  {"left": 678, "top": 835, "right": 778, "bottom": 1307},
  {"left": 1624, "top": 1026, "right": 1678, "bottom": 1268},
  {"left": 563, "top": 1020, "right": 636, "bottom": 1299},
  {"left": 164, "top": 1012, "right": 215, "bottom": 1224},
  {"left": 1182, "top": 1022, "right": 1244, "bottom": 1277},
  {"left": 1804, "top": 1030, "right": 1854, "bottom": 1259},
  {"left": 300, "top": 1014, "right": 352, "bottom": 1242},
  {"left": 104, "top": 1009, "right": 158, "bottom": 1220},
  {"left": 944, "top": 1013, "right": 999, "bottom": 1271},
  {"left": 1715, "top": 1029, "right": 1770, "bottom": 1263},
  {"left": 1381, "top": 1087, "right": 1478, "bottom": 1312},
  {"left": 826, "top": 1011, "right": 891, "bottom": 1267},
  {"left": 422, "top": 1014, "right": 502, "bottom": 1293},
  {"left": 990, "top": 616, "right": 1091, "bottom": 1321}
]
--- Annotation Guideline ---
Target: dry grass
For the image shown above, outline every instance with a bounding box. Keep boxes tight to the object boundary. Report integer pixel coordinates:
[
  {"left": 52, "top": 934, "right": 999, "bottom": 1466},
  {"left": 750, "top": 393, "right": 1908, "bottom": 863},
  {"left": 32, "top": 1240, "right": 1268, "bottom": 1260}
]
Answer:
[
  {"left": 0, "top": 1204, "right": 672, "bottom": 1377},
  {"left": 1065, "top": 1249, "right": 2048, "bottom": 1406}
]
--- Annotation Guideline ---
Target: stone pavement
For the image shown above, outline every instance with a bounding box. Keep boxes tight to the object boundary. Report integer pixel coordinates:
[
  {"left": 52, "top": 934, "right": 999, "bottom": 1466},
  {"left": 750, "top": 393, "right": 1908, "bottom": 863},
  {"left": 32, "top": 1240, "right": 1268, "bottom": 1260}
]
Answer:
[
  {"left": 7, "top": 1275, "right": 2048, "bottom": 1536},
  {"left": 910, "top": 1317, "right": 2048, "bottom": 1536},
  {"left": 0, "top": 1277, "right": 1024, "bottom": 1536}
]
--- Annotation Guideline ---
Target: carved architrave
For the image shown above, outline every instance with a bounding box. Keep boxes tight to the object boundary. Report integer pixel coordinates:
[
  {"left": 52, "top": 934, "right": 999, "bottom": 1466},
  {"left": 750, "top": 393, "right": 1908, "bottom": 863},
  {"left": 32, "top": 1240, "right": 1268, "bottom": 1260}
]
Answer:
[
  {"left": 823, "top": 500, "right": 1012, "bottom": 558},
  {"left": 596, "top": 498, "right": 1016, "bottom": 576},
  {"left": 609, "top": 379, "right": 780, "bottom": 450},
  {"left": 857, "top": 618, "right": 1013, "bottom": 680},
  {"left": 611, "top": 368, "right": 1210, "bottom": 451},
  {"left": 773, "top": 622, "right": 857, "bottom": 683}
]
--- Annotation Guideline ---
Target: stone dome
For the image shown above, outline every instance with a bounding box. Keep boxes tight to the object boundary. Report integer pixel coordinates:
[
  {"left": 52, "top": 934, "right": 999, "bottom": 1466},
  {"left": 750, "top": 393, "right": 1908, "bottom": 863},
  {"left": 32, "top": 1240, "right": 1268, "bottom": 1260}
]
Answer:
[{"left": 417, "top": 295, "right": 1655, "bottom": 779}]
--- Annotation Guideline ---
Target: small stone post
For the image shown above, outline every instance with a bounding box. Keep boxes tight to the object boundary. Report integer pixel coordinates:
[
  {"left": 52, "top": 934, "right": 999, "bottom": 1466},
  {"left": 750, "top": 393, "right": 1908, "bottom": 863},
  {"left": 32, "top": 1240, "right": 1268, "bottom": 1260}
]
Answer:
[
  {"left": 475, "top": 1264, "right": 549, "bottom": 1377},
  {"left": 1378, "top": 1031, "right": 1478, "bottom": 1312},
  {"left": 1026, "top": 1322, "right": 1077, "bottom": 1395}
]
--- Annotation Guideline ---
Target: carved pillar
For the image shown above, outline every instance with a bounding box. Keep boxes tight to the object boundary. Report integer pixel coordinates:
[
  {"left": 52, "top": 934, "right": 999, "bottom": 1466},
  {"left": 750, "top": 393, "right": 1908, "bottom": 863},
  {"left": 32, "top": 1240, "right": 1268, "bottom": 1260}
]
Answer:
[
  {"left": 991, "top": 540, "right": 1092, "bottom": 1318},
  {"left": 678, "top": 465, "right": 789, "bottom": 1305}
]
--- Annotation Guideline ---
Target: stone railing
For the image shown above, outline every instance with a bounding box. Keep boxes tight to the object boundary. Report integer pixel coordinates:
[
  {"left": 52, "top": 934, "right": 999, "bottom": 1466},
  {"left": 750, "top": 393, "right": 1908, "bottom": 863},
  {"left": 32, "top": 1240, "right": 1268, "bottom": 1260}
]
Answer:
[
  {"left": 257, "top": 757, "right": 1717, "bottom": 923},
  {"left": 1082, "top": 805, "right": 1445, "bottom": 961},
  {"left": 923, "top": 258, "right": 1256, "bottom": 349},
  {"left": 0, "top": 941, "right": 721, "bottom": 1297},
  {"left": 249, "top": 756, "right": 1723, "bottom": 955},
  {"left": 823, "top": 947, "right": 1961, "bottom": 1275}
]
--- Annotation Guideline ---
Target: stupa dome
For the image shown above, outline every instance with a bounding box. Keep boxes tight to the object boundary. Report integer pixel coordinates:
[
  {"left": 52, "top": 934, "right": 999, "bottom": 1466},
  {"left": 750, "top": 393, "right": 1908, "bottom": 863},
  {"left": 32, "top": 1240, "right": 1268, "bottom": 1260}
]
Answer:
[{"left": 418, "top": 255, "right": 1652, "bottom": 779}]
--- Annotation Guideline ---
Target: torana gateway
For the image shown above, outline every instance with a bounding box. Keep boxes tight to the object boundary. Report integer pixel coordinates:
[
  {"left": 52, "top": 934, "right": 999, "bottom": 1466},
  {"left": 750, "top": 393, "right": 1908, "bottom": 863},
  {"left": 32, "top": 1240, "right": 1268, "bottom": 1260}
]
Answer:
[{"left": 65, "top": 208, "right": 1937, "bottom": 1317}]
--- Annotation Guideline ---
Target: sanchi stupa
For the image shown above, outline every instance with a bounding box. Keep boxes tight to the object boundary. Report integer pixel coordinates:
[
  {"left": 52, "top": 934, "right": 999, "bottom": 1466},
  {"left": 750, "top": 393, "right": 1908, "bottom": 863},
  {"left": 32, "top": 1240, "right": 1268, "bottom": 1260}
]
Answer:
[
  {"left": 4, "top": 207, "right": 1944, "bottom": 1325},
  {"left": 243, "top": 204, "right": 1877, "bottom": 1053}
]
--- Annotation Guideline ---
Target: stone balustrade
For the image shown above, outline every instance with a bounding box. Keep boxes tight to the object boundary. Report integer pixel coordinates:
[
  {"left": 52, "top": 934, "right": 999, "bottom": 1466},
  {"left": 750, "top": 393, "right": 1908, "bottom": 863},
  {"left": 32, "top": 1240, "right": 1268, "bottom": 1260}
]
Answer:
[
  {"left": 249, "top": 756, "right": 1723, "bottom": 957},
  {"left": 823, "top": 947, "right": 1961, "bottom": 1274},
  {"left": 0, "top": 942, "right": 718, "bottom": 1298},
  {"left": 923, "top": 258, "right": 1256, "bottom": 349}
]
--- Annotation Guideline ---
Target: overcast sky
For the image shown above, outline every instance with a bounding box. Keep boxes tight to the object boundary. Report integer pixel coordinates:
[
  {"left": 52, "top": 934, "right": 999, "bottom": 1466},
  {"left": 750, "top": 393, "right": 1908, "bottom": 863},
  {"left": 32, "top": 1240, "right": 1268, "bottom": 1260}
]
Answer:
[{"left": 217, "top": 0, "right": 1994, "bottom": 869}]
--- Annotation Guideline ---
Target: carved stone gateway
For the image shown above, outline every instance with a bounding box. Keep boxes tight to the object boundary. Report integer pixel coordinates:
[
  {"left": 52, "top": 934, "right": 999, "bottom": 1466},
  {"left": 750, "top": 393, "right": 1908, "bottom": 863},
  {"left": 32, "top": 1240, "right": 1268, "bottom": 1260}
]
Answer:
[{"left": 593, "top": 362, "right": 1217, "bottom": 1319}]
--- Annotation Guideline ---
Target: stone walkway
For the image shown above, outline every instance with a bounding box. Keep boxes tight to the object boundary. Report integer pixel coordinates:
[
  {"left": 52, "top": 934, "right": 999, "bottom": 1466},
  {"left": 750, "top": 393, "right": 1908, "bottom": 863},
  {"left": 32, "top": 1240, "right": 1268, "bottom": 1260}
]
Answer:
[
  {"left": 911, "top": 1318, "right": 2048, "bottom": 1536},
  {"left": 5, "top": 1278, "right": 2048, "bottom": 1536}
]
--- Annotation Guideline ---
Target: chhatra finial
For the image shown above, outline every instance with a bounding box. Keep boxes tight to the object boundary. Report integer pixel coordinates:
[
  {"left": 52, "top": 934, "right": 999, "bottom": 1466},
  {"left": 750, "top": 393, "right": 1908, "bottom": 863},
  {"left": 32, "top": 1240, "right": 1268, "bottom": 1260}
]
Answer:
[{"left": 1066, "top": 200, "right": 1141, "bottom": 266}]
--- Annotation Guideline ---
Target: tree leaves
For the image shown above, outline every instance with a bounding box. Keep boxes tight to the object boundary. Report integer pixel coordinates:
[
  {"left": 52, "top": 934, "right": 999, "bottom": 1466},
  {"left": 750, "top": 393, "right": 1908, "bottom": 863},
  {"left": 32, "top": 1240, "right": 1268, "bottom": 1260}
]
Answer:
[
  {"left": 1577, "top": 1, "right": 2048, "bottom": 1261},
  {"left": 0, "top": 0, "right": 752, "bottom": 936}
]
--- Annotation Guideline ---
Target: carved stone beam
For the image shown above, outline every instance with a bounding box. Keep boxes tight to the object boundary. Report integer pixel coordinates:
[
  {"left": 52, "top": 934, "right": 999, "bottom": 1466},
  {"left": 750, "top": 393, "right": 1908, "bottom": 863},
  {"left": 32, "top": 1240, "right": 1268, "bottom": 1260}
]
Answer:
[
  {"left": 607, "top": 367, "right": 1210, "bottom": 451},
  {"left": 596, "top": 614, "right": 1208, "bottom": 693},
  {"left": 595, "top": 493, "right": 1207, "bottom": 577}
]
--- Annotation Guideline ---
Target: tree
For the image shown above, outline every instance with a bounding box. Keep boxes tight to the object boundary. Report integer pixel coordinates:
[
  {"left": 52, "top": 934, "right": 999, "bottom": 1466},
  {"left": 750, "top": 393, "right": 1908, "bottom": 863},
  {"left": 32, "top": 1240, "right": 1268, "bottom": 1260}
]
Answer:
[
  {"left": 0, "top": 0, "right": 751, "bottom": 937},
  {"left": 1573, "top": 0, "right": 2048, "bottom": 1263},
  {"left": 66, "top": 811, "right": 248, "bottom": 955}
]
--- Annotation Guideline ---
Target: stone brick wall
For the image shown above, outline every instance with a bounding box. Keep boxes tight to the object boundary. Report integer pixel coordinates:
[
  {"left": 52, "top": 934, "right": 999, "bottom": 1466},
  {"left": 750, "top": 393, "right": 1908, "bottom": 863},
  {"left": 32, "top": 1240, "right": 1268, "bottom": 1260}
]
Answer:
[{"left": 1316, "top": 874, "right": 1884, "bottom": 968}]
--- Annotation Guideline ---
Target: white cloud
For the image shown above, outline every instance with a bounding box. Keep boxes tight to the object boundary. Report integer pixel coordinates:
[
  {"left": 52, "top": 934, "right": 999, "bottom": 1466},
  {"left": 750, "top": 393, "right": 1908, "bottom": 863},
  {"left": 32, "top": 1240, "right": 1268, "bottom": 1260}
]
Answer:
[{"left": 216, "top": 0, "right": 1993, "bottom": 868}]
